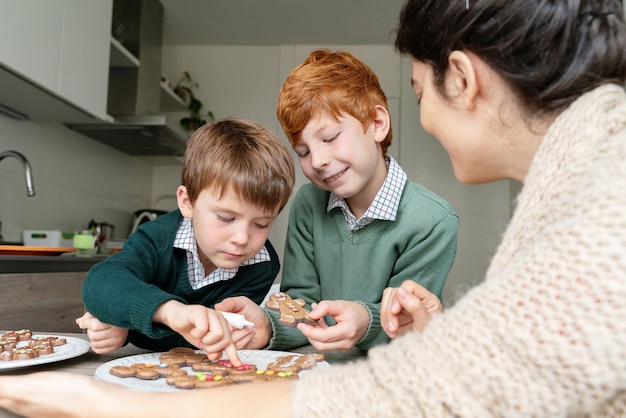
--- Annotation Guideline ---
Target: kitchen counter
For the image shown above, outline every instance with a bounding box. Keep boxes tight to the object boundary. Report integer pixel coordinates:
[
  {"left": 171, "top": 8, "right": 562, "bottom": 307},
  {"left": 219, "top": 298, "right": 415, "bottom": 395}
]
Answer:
[{"left": 0, "top": 254, "right": 108, "bottom": 273}]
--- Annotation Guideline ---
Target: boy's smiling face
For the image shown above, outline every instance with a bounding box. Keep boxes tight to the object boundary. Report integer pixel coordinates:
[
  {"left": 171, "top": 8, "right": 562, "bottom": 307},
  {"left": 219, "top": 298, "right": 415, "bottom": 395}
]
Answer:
[
  {"left": 293, "top": 109, "right": 390, "bottom": 218},
  {"left": 177, "top": 184, "right": 276, "bottom": 274}
]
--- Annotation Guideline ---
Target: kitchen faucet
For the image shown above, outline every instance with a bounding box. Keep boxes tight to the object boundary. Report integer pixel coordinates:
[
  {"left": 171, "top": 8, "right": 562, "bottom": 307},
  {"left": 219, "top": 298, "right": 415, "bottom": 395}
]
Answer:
[{"left": 0, "top": 150, "right": 35, "bottom": 197}]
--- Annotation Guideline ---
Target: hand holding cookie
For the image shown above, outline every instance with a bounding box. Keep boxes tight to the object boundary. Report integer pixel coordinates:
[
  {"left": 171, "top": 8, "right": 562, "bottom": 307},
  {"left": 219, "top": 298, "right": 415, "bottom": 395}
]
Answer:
[{"left": 298, "top": 300, "right": 370, "bottom": 351}]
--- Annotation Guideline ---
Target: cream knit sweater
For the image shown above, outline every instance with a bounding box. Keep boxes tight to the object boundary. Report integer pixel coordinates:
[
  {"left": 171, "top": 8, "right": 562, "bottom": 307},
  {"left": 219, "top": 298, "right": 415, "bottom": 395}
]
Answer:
[{"left": 292, "top": 84, "right": 626, "bottom": 417}]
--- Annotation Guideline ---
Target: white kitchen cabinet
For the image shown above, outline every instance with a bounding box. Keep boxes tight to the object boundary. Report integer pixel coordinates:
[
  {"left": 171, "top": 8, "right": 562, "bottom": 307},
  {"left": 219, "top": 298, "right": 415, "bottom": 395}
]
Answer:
[
  {"left": 0, "top": 1, "right": 65, "bottom": 93},
  {"left": 0, "top": 0, "right": 112, "bottom": 121},
  {"left": 59, "top": 0, "right": 113, "bottom": 120}
]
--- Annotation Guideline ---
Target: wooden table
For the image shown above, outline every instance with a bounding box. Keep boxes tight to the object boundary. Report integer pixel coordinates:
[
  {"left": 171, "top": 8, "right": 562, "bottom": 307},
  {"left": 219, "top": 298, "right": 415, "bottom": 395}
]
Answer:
[{"left": 0, "top": 332, "right": 367, "bottom": 418}]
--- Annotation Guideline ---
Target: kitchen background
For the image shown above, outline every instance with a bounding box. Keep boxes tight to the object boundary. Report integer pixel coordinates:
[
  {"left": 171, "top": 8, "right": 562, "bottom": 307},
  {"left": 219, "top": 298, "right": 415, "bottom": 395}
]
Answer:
[{"left": 0, "top": 0, "right": 525, "bottom": 307}]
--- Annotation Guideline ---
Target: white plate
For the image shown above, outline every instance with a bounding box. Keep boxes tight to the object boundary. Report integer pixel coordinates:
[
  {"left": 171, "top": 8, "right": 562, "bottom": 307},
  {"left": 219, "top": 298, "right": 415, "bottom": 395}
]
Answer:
[
  {"left": 95, "top": 349, "right": 329, "bottom": 392},
  {"left": 0, "top": 335, "right": 91, "bottom": 371}
]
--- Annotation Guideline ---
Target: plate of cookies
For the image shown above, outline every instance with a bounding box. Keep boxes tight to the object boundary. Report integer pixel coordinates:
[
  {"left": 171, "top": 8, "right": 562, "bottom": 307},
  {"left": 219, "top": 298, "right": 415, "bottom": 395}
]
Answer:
[
  {"left": 94, "top": 347, "right": 329, "bottom": 392},
  {"left": 0, "top": 330, "right": 91, "bottom": 371}
]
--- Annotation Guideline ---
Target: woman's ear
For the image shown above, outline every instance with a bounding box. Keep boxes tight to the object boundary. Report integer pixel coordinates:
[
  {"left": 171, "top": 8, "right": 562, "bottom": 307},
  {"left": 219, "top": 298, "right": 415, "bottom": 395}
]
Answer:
[
  {"left": 177, "top": 185, "right": 193, "bottom": 219},
  {"left": 372, "top": 104, "right": 391, "bottom": 143},
  {"left": 447, "top": 50, "right": 479, "bottom": 110}
]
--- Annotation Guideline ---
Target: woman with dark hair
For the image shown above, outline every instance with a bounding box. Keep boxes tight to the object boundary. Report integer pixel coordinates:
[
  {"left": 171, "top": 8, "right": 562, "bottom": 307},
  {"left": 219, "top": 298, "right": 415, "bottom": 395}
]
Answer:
[{"left": 1, "top": 1, "right": 626, "bottom": 417}]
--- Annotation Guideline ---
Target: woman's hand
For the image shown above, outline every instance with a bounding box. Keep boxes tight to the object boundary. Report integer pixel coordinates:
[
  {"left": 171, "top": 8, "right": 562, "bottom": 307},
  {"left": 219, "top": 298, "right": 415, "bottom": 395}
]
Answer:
[
  {"left": 381, "top": 280, "right": 442, "bottom": 338},
  {"left": 0, "top": 372, "right": 135, "bottom": 418}
]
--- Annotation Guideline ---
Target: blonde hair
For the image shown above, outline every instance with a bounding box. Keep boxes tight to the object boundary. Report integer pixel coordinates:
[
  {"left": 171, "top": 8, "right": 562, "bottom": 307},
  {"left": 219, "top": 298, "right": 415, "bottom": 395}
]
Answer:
[{"left": 181, "top": 118, "right": 295, "bottom": 214}]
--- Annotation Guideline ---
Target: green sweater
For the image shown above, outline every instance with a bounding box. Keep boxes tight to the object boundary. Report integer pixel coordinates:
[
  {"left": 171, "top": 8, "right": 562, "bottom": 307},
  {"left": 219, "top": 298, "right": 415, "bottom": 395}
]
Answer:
[
  {"left": 267, "top": 182, "right": 458, "bottom": 351},
  {"left": 82, "top": 209, "right": 280, "bottom": 352}
]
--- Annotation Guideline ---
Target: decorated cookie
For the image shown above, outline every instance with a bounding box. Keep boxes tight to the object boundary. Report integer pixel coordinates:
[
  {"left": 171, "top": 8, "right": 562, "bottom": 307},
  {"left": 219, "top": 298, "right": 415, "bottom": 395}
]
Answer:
[
  {"left": 264, "top": 292, "right": 318, "bottom": 327},
  {"left": 267, "top": 353, "right": 325, "bottom": 373},
  {"left": 166, "top": 373, "right": 232, "bottom": 389},
  {"left": 31, "top": 344, "right": 55, "bottom": 356},
  {"left": 15, "top": 329, "right": 33, "bottom": 341},
  {"left": 159, "top": 348, "right": 210, "bottom": 367},
  {"left": 107, "top": 348, "right": 325, "bottom": 390},
  {"left": 0, "top": 340, "right": 16, "bottom": 351},
  {"left": 0, "top": 330, "right": 68, "bottom": 363},
  {"left": 14, "top": 348, "right": 37, "bottom": 360},
  {"left": 109, "top": 362, "right": 187, "bottom": 380}
]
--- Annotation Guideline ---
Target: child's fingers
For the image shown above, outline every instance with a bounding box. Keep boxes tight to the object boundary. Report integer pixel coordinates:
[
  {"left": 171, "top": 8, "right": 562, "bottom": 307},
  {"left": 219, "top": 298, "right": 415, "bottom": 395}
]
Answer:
[
  {"left": 221, "top": 343, "right": 242, "bottom": 367},
  {"left": 230, "top": 327, "right": 255, "bottom": 347},
  {"left": 75, "top": 311, "right": 96, "bottom": 329},
  {"left": 308, "top": 300, "right": 337, "bottom": 320}
]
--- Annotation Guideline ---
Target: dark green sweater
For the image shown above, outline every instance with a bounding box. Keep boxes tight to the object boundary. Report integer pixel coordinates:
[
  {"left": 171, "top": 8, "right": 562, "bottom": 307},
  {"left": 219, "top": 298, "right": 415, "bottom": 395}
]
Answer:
[
  {"left": 82, "top": 209, "right": 279, "bottom": 351},
  {"left": 267, "top": 182, "right": 458, "bottom": 351}
]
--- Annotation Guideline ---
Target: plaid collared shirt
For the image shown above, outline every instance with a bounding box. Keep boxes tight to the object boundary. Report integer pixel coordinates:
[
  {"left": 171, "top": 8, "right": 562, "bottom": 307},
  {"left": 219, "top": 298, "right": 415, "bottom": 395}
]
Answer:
[
  {"left": 174, "top": 218, "right": 270, "bottom": 290},
  {"left": 327, "top": 156, "right": 407, "bottom": 231}
]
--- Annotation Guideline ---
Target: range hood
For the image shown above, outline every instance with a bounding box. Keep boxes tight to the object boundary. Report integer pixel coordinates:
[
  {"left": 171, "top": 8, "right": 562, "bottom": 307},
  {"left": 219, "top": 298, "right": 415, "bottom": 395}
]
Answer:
[
  {"left": 63, "top": 0, "right": 191, "bottom": 158},
  {"left": 65, "top": 115, "right": 189, "bottom": 156}
]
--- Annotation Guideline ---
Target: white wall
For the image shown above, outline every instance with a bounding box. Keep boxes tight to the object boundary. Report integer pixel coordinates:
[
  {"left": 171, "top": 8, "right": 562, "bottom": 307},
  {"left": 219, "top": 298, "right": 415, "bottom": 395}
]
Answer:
[
  {"left": 0, "top": 116, "right": 155, "bottom": 242},
  {"left": 160, "top": 45, "right": 515, "bottom": 306}
]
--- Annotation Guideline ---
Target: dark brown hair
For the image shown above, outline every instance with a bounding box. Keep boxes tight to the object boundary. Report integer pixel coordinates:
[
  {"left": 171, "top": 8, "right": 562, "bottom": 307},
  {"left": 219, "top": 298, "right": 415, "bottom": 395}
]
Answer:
[
  {"left": 181, "top": 118, "right": 295, "bottom": 214},
  {"left": 276, "top": 49, "right": 393, "bottom": 154},
  {"left": 395, "top": 0, "right": 626, "bottom": 114}
]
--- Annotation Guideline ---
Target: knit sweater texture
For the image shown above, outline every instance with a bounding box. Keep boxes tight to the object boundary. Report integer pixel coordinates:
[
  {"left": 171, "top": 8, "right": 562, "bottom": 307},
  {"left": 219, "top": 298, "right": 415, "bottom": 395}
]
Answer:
[
  {"left": 81, "top": 209, "right": 279, "bottom": 351},
  {"left": 292, "top": 85, "right": 626, "bottom": 417},
  {"left": 267, "top": 179, "right": 458, "bottom": 350}
]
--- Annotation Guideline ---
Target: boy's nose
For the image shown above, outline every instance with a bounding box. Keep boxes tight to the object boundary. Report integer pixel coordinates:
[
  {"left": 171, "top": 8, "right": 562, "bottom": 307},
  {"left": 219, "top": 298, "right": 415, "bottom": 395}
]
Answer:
[
  {"left": 230, "top": 226, "right": 249, "bottom": 245},
  {"left": 310, "top": 150, "right": 330, "bottom": 169}
]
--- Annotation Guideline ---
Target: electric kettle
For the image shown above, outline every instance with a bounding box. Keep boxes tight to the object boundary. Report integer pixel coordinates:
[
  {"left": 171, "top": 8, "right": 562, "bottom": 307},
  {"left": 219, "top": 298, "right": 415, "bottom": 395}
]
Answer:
[{"left": 131, "top": 209, "right": 168, "bottom": 233}]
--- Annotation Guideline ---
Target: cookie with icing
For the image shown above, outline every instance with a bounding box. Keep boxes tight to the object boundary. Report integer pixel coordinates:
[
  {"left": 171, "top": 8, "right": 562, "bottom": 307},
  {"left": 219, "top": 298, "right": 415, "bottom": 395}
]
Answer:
[{"left": 264, "top": 292, "right": 318, "bottom": 327}]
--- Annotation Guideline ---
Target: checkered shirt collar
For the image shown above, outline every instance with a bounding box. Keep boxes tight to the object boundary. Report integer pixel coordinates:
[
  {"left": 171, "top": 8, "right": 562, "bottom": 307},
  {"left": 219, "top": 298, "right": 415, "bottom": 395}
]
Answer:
[
  {"left": 174, "top": 218, "right": 270, "bottom": 290},
  {"left": 327, "top": 155, "right": 407, "bottom": 231}
]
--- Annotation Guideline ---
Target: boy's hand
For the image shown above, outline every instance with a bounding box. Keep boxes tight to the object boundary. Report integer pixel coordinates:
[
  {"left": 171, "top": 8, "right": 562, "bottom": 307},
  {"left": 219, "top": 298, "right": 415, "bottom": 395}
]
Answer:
[
  {"left": 297, "top": 300, "right": 369, "bottom": 351},
  {"left": 381, "top": 280, "right": 442, "bottom": 338},
  {"left": 215, "top": 296, "right": 271, "bottom": 349},
  {"left": 75, "top": 312, "right": 128, "bottom": 353},
  {"left": 153, "top": 301, "right": 242, "bottom": 366}
]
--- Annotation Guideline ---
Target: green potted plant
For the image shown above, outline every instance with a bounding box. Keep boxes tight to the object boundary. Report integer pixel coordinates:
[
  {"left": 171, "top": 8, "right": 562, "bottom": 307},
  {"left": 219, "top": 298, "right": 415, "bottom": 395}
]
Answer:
[{"left": 174, "top": 71, "right": 215, "bottom": 132}]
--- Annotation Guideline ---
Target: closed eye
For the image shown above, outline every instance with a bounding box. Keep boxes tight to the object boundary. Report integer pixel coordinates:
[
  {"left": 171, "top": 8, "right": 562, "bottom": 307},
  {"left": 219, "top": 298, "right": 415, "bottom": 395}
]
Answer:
[
  {"left": 324, "top": 133, "right": 339, "bottom": 143},
  {"left": 217, "top": 215, "right": 234, "bottom": 223}
]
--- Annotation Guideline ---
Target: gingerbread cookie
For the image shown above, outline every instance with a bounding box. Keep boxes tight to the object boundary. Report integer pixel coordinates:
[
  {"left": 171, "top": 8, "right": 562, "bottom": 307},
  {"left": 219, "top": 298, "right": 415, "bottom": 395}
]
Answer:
[
  {"left": 0, "top": 330, "right": 67, "bottom": 362},
  {"left": 190, "top": 359, "right": 252, "bottom": 375},
  {"left": 0, "top": 340, "right": 16, "bottom": 352},
  {"left": 107, "top": 349, "right": 325, "bottom": 390},
  {"left": 166, "top": 372, "right": 232, "bottom": 389},
  {"left": 264, "top": 292, "right": 317, "bottom": 327},
  {"left": 166, "top": 367, "right": 297, "bottom": 389},
  {"left": 109, "top": 362, "right": 187, "bottom": 380},
  {"left": 159, "top": 347, "right": 208, "bottom": 367},
  {"left": 267, "top": 353, "right": 325, "bottom": 373},
  {"left": 232, "top": 368, "right": 298, "bottom": 383}
]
